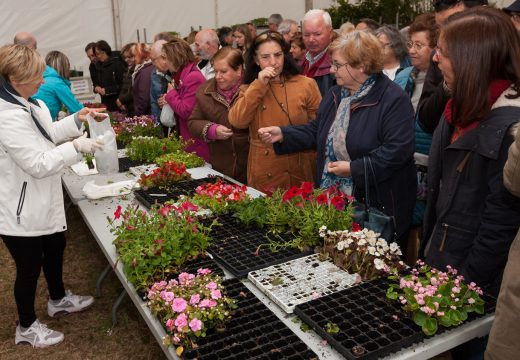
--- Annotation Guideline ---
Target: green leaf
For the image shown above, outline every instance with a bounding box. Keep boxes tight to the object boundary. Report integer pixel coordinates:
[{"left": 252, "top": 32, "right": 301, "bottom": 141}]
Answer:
[
  {"left": 413, "top": 311, "right": 427, "bottom": 327},
  {"left": 423, "top": 318, "right": 438, "bottom": 336}
]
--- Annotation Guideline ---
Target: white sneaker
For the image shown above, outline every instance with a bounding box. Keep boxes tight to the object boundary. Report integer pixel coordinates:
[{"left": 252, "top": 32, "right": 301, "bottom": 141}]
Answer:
[
  {"left": 15, "top": 319, "right": 64, "bottom": 348},
  {"left": 47, "top": 289, "right": 94, "bottom": 317}
]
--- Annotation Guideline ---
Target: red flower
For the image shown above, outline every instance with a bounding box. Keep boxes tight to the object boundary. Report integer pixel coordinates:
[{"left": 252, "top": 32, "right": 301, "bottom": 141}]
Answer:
[
  {"left": 300, "top": 182, "right": 314, "bottom": 199},
  {"left": 158, "top": 205, "right": 172, "bottom": 217},
  {"left": 114, "top": 205, "right": 122, "bottom": 219},
  {"left": 316, "top": 193, "right": 328, "bottom": 205},
  {"left": 351, "top": 222, "right": 362, "bottom": 232},
  {"left": 282, "top": 186, "right": 302, "bottom": 202},
  {"left": 331, "top": 196, "right": 346, "bottom": 210}
]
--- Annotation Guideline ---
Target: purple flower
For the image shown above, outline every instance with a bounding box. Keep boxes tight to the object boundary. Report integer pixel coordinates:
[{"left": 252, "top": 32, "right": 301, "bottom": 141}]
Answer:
[
  {"left": 189, "top": 318, "right": 202, "bottom": 332},
  {"left": 172, "top": 298, "right": 187, "bottom": 313}
]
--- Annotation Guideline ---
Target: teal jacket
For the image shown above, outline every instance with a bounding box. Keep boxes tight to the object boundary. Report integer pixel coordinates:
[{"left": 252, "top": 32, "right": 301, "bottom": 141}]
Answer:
[{"left": 34, "top": 66, "right": 83, "bottom": 120}]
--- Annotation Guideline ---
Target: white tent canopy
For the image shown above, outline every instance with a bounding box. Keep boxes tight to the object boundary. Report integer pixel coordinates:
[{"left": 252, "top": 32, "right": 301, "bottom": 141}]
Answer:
[{"left": 0, "top": 0, "right": 333, "bottom": 76}]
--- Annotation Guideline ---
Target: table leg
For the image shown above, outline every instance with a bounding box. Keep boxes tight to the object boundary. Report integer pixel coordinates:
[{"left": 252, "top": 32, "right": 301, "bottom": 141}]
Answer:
[
  {"left": 112, "top": 289, "right": 128, "bottom": 327},
  {"left": 96, "top": 264, "right": 112, "bottom": 297}
]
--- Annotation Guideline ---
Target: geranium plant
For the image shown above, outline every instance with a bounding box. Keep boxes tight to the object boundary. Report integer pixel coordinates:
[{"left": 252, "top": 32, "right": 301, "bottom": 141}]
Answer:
[
  {"left": 126, "top": 136, "right": 185, "bottom": 163},
  {"left": 263, "top": 182, "right": 353, "bottom": 251},
  {"left": 147, "top": 269, "right": 236, "bottom": 355},
  {"left": 386, "top": 260, "right": 485, "bottom": 336},
  {"left": 138, "top": 160, "right": 191, "bottom": 189},
  {"left": 108, "top": 202, "right": 216, "bottom": 290},
  {"left": 113, "top": 115, "right": 162, "bottom": 145},
  {"left": 189, "top": 179, "right": 250, "bottom": 214},
  {"left": 155, "top": 151, "right": 205, "bottom": 169},
  {"left": 318, "top": 226, "right": 405, "bottom": 280}
]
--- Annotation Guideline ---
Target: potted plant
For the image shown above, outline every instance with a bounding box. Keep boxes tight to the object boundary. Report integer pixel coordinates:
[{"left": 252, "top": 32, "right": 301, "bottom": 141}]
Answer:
[
  {"left": 113, "top": 115, "right": 162, "bottom": 146},
  {"left": 138, "top": 160, "right": 191, "bottom": 190},
  {"left": 155, "top": 151, "right": 205, "bottom": 169},
  {"left": 125, "top": 136, "right": 185, "bottom": 163},
  {"left": 83, "top": 152, "right": 95, "bottom": 170},
  {"left": 386, "top": 260, "right": 486, "bottom": 335},
  {"left": 317, "top": 226, "right": 405, "bottom": 280},
  {"left": 188, "top": 179, "right": 251, "bottom": 214},
  {"left": 108, "top": 201, "right": 216, "bottom": 291},
  {"left": 147, "top": 268, "right": 237, "bottom": 355}
]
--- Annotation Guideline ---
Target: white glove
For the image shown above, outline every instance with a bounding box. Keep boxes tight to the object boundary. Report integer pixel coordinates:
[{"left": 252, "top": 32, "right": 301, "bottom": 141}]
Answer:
[{"left": 73, "top": 133, "right": 104, "bottom": 153}]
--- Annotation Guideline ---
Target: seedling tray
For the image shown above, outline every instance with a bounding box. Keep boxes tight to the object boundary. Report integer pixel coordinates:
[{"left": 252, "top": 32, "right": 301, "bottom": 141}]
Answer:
[
  {"left": 134, "top": 176, "right": 228, "bottom": 208},
  {"left": 181, "top": 278, "right": 318, "bottom": 360},
  {"left": 294, "top": 278, "right": 496, "bottom": 360},
  {"left": 248, "top": 254, "right": 358, "bottom": 313},
  {"left": 207, "top": 214, "right": 312, "bottom": 278},
  {"left": 137, "top": 255, "right": 224, "bottom": 300},
  {"left": 118, "top": 157, "right": 150, "bottom": 172}
]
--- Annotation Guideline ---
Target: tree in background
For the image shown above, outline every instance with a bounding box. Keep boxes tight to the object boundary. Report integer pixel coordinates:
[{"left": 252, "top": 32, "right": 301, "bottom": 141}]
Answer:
[{"left": 327, "top": 0, "right": 432, "bottom": 29}]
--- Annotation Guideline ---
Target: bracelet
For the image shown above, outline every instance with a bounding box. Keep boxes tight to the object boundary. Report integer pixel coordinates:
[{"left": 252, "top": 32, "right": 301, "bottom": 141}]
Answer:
[{"left": 201, "top": 123, "right": 213, "bottom": 143}]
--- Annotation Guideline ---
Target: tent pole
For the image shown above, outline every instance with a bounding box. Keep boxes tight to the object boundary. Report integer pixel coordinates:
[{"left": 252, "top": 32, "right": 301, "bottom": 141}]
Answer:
[{"left": 111, "top": 0, "right": 122, "bottom": 50}]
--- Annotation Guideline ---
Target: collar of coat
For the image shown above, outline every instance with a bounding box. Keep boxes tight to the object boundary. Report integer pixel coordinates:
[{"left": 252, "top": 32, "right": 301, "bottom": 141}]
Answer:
[
  {"left": 445, "top": 85, "right": 520, "bottom": 160},
  {"left": 330, "top": 73, "right": 389, "bottom": 110},
  {"left": 0, "top": 76, "right": 40, "bottom": 109}
]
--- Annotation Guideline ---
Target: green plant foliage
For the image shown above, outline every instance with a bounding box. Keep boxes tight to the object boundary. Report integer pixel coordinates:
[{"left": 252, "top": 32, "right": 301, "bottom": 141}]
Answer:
[
  {"left": 126, "top": 136, "right": 185, "bottom": 163},
  {"left": 155, "top": 151, "right": 205, "bottom": 169}
]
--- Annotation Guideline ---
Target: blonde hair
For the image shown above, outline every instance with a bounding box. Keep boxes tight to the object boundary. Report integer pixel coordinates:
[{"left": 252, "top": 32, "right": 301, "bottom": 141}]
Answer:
[
  {"left": 45, "top": 50, "right": 70, "bottom": 79},
  {"left": 0, "top": 44, "right": 46, "bottom": 83},
  {"left": 330, "top": 30, "right": 383, "bottom": 75},
  {"left": 162, "top": 38, "right": 195, "bottom": 71}
]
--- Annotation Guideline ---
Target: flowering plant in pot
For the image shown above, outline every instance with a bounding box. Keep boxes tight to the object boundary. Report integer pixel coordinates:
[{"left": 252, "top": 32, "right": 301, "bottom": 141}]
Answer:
[
  {"left": 108, "top": 202, "right": 216, "bottom": 291},
  {"left": 317, "top": 226, "right": 405, "bottom": 280},
  {"left": 126, "top": 136, "right": 185, "bottom": 163},
  {"left": 386, "top": 260, "right": 485, "bottom": 336},
  {"left": 189, "top": 179, "right": 251, "bottom": 214},
  {"left": 113, "top": 115, "right": 162, "bottom": 146},
  {"left": 147, "top": 268, "right": 236, "bottom": 355},
  {"left": 155, "top": 151, "right": 205, "bottom": 169},
  {"left": 138, "top": 160, "right": 191, "bottom": 190},
  {"left": 262, "top": 182, "right": 353, "bottom": 251}
]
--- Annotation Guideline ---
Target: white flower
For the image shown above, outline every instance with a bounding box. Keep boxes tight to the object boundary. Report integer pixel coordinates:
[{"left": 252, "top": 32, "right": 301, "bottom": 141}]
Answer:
[
  {"left": 319, "top": 225, "right": 327, "bottom": 237},
  {"left": 390, "top": 242, "right": 402, "bottom": 255},
  {"left": 368, "top": 237, "right": 377, "bottom": 246},
  {"left": 358, "top": 239, "right": 367, "bottom": 246},
  {"left": 336, "top": 241, "right": 346, "bottom": 251},
  {"left": 368, "top": 246, "right": 377, "bottom": 255},
  {"left": 376, "top": 238, "right": 387, "bottom": 248},
  {"left": 374, "top": 258, "right": 386, "bottom": 270}
]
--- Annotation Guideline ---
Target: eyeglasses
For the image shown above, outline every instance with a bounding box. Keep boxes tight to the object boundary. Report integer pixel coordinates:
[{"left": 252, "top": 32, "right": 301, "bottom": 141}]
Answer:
[
  {"left": 434, "top": 46, "right": 448, "bottom": 58},
  {"left": 331, "top": 61, "right": 349, "bottom": 71},
  {"left": 406, "top": 41, "right": 429, "bottom": 52},
  {"left": 254, "top": 31, "right": 283, "bottom": 45}
]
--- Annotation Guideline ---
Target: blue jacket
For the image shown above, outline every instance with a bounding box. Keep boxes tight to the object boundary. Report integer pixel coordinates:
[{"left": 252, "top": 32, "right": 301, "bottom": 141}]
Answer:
[
  {"left": 274, "top": 74, "right": 416, "bottom": 249},
  {"left": 34, "top": 66, "right": 83, "bottom": 120}
]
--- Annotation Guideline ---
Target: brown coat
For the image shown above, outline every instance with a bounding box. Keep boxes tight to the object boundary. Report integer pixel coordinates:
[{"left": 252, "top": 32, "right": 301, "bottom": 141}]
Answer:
[
  {"left": 486, "top": 123, "right": 520, "bottom": 360},
  {"left": 187, "top": 78, "right": 249, "bottom": 184},
  {"left": 228, "top": 75, "right": 321, "bottom": 192}
]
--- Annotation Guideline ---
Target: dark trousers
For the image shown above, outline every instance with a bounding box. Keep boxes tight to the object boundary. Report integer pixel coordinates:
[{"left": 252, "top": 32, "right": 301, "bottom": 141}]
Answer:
[{"left": 2, "top": 232, "right": 66, "bottom": 328}]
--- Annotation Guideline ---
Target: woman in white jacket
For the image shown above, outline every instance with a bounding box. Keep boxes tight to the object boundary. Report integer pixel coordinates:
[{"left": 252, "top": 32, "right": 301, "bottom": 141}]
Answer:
[{"left": 0, "top": 44, "right": 102, "bottom": 348}]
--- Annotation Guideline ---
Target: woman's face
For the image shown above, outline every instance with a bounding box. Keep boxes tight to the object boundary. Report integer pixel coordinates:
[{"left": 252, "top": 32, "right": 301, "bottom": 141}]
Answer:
[
  {"left": 94, "top": 48, "right": 109, "bottom": 63},
  {"left": 408, "top": 31, "right": 432, "bottom": 72},
  {"left": 290, "top": 42, "right": 305, "bottom": 61},
  {"left": 214, "top": 58, "right": 242, "bottom": 91},
  {"left": 330, "top": 49, "right": 367, "bottom": 94},
  {"left": 233, "top": 31, "right": 245, "bottom": 47},
  {"left": 123, "top": 49, "right": 136, "bottom": 67},
  {"left": 255, "top": 41, "right": 284, "bottom": 79},
  {"left": 377, "top": 33, "right": 396, "bottom": 65},
  {"left": 11, "top": 72, "right": 44, "bottom": 99},
  {"left": 434, "top": 37, "right": 454, "bottom": 90}
]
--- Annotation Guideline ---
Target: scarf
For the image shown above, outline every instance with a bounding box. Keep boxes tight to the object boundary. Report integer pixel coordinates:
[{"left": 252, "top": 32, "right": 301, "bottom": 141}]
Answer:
[
  {"left": 444, "top": 79, "right": 511, "bottom": 143},
  {"left": 320, "top": 75, "right": 377, "bottom": 194},
  {"left": 216, "top": 73, "right": 243, "bottom": 105}
]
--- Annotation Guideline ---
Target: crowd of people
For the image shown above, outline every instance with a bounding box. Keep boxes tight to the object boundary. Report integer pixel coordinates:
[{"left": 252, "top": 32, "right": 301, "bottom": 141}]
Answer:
[{"left": 1, "top": 3, "right": 520, "bottom": 359}]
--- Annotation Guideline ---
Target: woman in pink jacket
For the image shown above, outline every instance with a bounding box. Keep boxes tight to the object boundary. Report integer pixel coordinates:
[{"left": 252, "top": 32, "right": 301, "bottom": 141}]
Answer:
[{"left": 162, "top": 38, "right": 209, "bottom": 161}]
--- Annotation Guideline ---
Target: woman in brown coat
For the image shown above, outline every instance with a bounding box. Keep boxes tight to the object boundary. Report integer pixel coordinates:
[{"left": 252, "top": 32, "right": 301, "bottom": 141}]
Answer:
[
  {"left": 228, "top": 31, "right": 321, "bottom": 192},
  {"left": 188, "top": 47, "right": 249, "bottom": 184}
]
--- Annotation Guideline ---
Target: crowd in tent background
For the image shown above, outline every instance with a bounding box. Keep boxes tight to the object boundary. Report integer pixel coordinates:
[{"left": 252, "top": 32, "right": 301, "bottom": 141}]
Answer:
[{"left": 1, "top": 2, "right": 520, "bottom": 359}]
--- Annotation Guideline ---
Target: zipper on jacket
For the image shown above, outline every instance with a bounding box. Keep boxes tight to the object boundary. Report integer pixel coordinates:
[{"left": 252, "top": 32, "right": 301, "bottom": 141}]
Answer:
[
  {"left": 16, "top": 181, "right": 27, "bottom": 224},
  {"left": 439, "top": 223, "right": 449, "bottom": 252}
]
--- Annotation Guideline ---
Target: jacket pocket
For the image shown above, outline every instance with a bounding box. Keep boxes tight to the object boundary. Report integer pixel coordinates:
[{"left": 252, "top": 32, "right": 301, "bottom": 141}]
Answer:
[
  {"left": 439, "top": 222, "right": 476, "bottom": 254},
  {"left": 16, "top": 181, "right": 27, "bottom": 224}
]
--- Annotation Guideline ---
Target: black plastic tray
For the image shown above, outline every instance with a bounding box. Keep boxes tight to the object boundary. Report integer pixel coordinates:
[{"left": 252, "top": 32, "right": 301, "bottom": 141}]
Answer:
[
  {"left": 134, "top": 176, "right": 229, "bottom": 208},
  {"left": 294, "top": 278, "right": 496, "bottom": 360},
  {"left": 181, "top": 278, "right": 318, "bottom": 360},
  {"left": 137, "top": 256, "right": 224, "bottom": 300},
  {"left": 118, "top": 157, "right": 149, "bottom": 172},
  {"left": 207, "top": 214, "right": 312, "bottom": 278}
]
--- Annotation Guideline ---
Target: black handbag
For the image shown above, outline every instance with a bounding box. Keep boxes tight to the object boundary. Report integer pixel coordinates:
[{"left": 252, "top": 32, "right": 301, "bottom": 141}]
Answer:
[{"left": 351, "top": 156, "right": 397, "bottom": 241}]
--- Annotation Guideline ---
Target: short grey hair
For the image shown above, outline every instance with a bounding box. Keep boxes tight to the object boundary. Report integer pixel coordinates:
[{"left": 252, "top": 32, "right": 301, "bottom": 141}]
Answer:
[
  {"left": 278, "top": 19, "right": 298, "bottom": 35},
  {"left": 151, "top": 39, "right": 167, "bottom": 56},
  {"left": 374, "top": 25, "right": 408, "bottom": 61},
  {"left": 302, "top": 9, "right": 332, "bottom": 28},
  {"left": 268, "top": 13, "right": 283, "bottom": 25},
  {"left": 197, "top": 29, "right": 220, "bottom": 47}
]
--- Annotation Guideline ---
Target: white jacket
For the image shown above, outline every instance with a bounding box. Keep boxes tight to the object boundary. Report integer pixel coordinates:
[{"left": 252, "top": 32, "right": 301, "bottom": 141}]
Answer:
[{"left": 0, "top": 86, "right": 83, "bottom": 236}]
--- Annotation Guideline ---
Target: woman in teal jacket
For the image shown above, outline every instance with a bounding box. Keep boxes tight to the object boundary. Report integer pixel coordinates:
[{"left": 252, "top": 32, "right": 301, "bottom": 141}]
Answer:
[{"left": 34, "top": 51, "right": 83, "bottom": 120}]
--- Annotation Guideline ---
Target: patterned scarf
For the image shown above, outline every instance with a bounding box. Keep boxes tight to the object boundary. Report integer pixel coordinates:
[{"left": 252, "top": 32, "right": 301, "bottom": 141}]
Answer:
[
  {"left": 320, "top": 75, "right": 377, "bottom": 194},
  {"left": 216, "top": 73, "right": 244, "bottom": 105}
]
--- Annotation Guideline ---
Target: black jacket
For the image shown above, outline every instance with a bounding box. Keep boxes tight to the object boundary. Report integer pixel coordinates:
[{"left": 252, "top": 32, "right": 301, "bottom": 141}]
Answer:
[
  {"left": 274, "top": 74, "right": 416, "bottom": 252},
  {"left": 98, "top": 56, "right": 126, "bottom": 111},
  {"left": 422, "top": 96, "right": 520, "bottom": 297}
]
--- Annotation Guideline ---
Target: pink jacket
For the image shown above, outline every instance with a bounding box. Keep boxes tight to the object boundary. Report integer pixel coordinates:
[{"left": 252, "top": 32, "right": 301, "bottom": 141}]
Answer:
[{"left": 165, "top": 62, "right": 209, "bottom": 162}]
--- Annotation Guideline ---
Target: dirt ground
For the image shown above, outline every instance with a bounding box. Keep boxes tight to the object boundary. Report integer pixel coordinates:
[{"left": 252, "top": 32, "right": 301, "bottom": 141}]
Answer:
[{"left": 0, "top": 204, "right": 166, "bottom": 360}]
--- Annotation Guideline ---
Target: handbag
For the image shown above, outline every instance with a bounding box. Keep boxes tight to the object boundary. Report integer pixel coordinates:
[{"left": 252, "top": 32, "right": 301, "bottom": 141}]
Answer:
[
  {"left": 351, "top": 156, "right": 396, "bottom": 241},
  {"left": 159, "top": 103, "right": 176, "bottom": 128}
]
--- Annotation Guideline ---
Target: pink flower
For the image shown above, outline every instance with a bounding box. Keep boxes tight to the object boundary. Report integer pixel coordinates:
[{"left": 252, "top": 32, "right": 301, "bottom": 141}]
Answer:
[
  {"left": 206, "top": 282, "right": 218, "bottom": 290},
  {"left": 211, "top": 290, "right": 222, "bottom": 300},
  {"left": 190, "top": 294, "right": 201, "bottom": 305},
  {"left": 452, "top": 286, "right": 461, "bottom": 294},
  {"left": 189, "top": 318, "right": 202, "bottom": 332},
  {"left": 468, "top": 298, "right": 475, "bottom": 304},
  {"left": 165, "top": 318, "right": 174, "bottom": 331},
  {"left": 114, "top": 205, "right": 122, "bottom": 219},
  {"left": 199, "top": 299, "right": 212, "bottom": 308},
  {"left": 208, "top": 300, "right": 217, "bottom": 308},
  {"left": 172, "top": 298, "right": 187, "bottom": 313},
  {"left": 178, "top": 272, "right": 195, "bottom": 284},
  {"left": 174, "top": 313, "right": 188, "bottom": 330},
  {"left": 197, "top": 268, "right": 212, "bottom": 275},
  {"left": 160, "top": 291, "right": 175, "bottom": 303},
  {"left": 437, "top": 311, "right": 445, "bottom": 317},
  {"left": 173, "top": 336, "right": 180, "bottom": 343}
]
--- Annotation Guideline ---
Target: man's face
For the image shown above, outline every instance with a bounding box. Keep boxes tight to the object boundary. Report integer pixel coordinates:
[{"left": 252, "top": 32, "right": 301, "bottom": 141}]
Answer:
[
  {"left": 302, "top": 17, "right": 332, "bottom": 57},
  {"left": 150, "top": 49, "right": 169, "bottom": 72},
  {"left": 194, "top": 34, "right": 214, "bottom": 60},
  {"left": 86, "top": 48, "right": 98, "bottom": 64}
]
